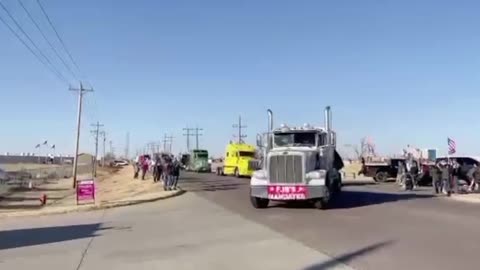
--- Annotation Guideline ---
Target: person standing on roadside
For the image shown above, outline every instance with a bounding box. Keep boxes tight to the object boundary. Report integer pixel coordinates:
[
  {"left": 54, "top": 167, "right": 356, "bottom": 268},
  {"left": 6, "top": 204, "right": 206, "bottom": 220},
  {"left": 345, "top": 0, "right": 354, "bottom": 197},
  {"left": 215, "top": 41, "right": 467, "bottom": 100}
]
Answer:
[
  {"left": 171, "top": 158, "right": 181, "bottom": 189},
  {"left": 440, "top": 161, "right": 451, "bottom": 196},
  {"left": 133, "top": 155, "right": 142, "bottom": 179},
  {"left": 141, "top": 156, "right": 150, "bottom": 180},
  {"left": 163, "top": 158, "right": 173, "bottom": 190},
  {"left": 431, "top": 163, "right": 441, "bottom": 194},
  {"left": 153, "top": 155, "right": 163, "bottom": 183}
]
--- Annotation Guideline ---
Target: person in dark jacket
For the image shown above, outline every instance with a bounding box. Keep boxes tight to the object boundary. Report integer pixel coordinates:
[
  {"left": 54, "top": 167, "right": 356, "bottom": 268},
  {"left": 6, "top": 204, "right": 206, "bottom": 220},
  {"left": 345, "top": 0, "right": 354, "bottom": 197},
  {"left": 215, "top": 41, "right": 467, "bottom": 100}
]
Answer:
[
  {"left": 153, "top": 155, "right": 163, "bottom": 183},
  {"left": 171, "top": 159, "right": 181, "bottom": 190}
]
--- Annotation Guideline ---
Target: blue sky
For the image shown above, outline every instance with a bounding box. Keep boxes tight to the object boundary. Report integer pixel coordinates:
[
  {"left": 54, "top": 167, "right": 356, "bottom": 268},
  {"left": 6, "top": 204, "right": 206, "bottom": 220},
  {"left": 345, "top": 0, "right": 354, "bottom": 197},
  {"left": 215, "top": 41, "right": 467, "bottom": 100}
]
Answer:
[{"left": 0, "top": 0, "right": 479, "bottom": 157}]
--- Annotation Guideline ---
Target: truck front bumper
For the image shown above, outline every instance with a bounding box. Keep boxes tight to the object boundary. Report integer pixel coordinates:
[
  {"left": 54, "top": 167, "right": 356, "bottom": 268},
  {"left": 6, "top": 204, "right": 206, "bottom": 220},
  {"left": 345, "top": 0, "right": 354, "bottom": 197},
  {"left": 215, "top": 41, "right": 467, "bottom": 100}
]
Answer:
[{"left": 250, "top": 185, "right": 328, "bottom": 200}]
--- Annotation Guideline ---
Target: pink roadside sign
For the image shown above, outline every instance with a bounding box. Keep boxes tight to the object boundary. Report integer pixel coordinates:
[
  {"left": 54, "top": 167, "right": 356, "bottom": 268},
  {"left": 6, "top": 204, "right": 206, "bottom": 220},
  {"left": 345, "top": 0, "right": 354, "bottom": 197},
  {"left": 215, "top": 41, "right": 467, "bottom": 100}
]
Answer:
[{"left": 76, "top": 179, "right": 95, "bottom": 205}]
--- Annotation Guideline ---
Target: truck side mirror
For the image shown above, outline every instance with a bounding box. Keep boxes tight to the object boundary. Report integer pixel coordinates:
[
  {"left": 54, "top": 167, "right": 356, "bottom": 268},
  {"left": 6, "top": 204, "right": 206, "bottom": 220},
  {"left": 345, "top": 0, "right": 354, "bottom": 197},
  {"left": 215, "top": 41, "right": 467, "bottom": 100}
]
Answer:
[{"left": 256, "top": 134, "right": 263, "bottom": 148}]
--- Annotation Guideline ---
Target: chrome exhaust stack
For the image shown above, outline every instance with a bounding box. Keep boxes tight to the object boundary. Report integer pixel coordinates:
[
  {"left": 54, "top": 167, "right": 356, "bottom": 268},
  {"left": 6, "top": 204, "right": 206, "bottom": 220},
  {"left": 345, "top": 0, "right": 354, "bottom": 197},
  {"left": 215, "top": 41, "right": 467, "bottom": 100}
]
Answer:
[
  {"left": 325, "top": 106, "right": 332, "bottom": 144},
  {"left": 267, "top": 109, "right": 273, "bottom": 151}
]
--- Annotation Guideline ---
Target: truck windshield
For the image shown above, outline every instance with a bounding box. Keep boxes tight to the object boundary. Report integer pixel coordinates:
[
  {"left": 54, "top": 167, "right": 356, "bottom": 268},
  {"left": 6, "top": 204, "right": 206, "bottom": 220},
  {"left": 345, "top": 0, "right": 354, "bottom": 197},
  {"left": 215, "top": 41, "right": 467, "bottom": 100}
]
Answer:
[
  {"left": 239, "top": 151, "right": 255, "bottom": 158},
  {"left": 195, "top": 153, "right": 208, "bottom": 158},
  {"left": 274, "top": 132, "right": 316, "bottom": 147}
]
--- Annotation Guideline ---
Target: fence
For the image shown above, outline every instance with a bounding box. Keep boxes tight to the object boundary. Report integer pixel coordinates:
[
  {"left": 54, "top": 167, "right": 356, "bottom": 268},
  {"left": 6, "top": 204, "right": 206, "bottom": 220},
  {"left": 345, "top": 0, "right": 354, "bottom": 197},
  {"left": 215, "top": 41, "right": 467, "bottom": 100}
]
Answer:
[{"left": 0, "top": 164, "right": 92, "bottom": 194}]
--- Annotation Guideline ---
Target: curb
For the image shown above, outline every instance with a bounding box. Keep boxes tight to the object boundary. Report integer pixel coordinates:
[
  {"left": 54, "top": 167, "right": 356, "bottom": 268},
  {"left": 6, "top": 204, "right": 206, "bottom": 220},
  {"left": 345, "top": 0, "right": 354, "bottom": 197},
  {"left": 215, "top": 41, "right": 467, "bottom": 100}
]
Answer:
[
  {"left": 0, "top": 189, "right": 185, "bottom": 219},
  {"left": 448, "top": 194, "right": 480, "bottom": 204},
  {"left": 96, "top": 189, "right": 186, "bottom": 210}
]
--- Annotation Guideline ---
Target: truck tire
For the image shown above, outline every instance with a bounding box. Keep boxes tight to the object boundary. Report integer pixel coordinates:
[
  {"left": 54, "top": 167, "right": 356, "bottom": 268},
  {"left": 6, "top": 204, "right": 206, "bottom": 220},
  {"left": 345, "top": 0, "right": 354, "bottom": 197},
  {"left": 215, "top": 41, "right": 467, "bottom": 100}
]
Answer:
[
  {"left": 234, "top": 168, "right": 240, "bottom": 178},
  {"left": 216, "top": 168, "right": 221, "bottom": 176},
  {"left": 250, "top": 196, "right": 269, "bottom": 208},
  {"left": 375, "top": 171, "right": 388, "bottom": 182},
  {"left": 330, "top": 170, "right": 342, "bottom": 194},
  {"left": 313, "top": 198, "right": 329, "bottom": 210},
  {"left": 313, "top": 187, "right": 330, "bottom": 210}
]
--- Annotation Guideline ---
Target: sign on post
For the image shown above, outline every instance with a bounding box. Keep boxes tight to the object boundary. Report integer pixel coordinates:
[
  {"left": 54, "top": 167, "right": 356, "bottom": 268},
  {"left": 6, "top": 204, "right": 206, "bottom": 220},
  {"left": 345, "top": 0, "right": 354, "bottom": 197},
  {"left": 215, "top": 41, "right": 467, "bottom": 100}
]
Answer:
[{"left": 76, "top": 179, "right": 95, "bottom": 205}]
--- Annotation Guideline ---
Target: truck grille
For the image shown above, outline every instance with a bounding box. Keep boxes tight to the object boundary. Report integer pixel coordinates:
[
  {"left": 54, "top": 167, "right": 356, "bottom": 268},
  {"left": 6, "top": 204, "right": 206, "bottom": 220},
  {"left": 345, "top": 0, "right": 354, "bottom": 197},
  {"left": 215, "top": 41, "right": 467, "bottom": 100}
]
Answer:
[{"left": 268, "top": 155, "right": 303, "bottom": 184}]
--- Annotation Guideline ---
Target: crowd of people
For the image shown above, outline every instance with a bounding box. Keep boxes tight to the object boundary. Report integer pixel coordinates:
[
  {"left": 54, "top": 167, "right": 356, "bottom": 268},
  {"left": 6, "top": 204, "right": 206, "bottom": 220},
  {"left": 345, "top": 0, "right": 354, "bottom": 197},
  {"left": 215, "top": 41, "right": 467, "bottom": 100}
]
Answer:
[
  {"left": 133, "top": 154, "right": 181, "bottom": 191},
  {"left": 396, "top": 155, "right": 480, "bottom": 195}
]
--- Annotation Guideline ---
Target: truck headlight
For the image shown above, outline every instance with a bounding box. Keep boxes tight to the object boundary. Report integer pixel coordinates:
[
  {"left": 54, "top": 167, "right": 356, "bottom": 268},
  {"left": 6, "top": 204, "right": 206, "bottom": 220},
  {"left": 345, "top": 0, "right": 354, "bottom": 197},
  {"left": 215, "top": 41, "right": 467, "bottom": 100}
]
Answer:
[
  {"left": 253, "top": 170, "right": 267, "bottom": 180},
  {"left": 306, "top": 170, "right": 326, "bottom": 180}
]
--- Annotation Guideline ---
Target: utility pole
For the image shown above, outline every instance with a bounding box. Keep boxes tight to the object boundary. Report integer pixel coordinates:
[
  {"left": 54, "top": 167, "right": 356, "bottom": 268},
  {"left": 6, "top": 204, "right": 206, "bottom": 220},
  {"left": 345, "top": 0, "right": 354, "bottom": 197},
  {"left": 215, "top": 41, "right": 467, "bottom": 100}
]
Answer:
[
  {"left": 109, "top": 140, "right": 114, "bottom": 157},
  {"left": 125, "top": 132, "right": 130, "bottom": 159},
  {"left": 163, "top": 134, "right": 167, "bottom": 153},
  {"left": 232, "top": 116, "right": 247, "bottom": 143},
  {"left": 194, "top": 127, "right": 202, "bottom": 149},
  {"left": 162, "top": 134, "right": 174, "bottom": 153},
  {"left": 182, "top": 127, "right": 192, "bottom": 152},
  {"left": 100, "top": 131, "right": 106, "bottom": 167},
  {"left": 184, "top": 126, "right": 203, "bottom": 150},
  {"left": 91, "top": 121, "right": 104, "bottom": 177},
  {"left": 70, "top": 82, "right": 93, "bottom": 188}
]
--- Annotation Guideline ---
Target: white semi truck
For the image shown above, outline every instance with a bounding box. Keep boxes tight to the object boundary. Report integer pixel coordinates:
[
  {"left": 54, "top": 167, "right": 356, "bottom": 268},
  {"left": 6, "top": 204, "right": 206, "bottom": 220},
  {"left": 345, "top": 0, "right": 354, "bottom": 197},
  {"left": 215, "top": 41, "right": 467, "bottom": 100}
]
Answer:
[{"left": 250, "top": 106, "right": 344, "bottom": 209}]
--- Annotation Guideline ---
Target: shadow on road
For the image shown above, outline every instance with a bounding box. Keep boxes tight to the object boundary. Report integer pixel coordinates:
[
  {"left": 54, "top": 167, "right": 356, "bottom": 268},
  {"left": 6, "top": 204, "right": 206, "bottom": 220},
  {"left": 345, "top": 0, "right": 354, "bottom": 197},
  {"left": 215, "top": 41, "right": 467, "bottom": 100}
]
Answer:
[
  {"left": 0, "top": 223, "right": 114, "bottom": 250},
  {"left": 342, "top": 181, "right": 377, "bottom": 187},
  {"left": 271, "top": 190, "right": 434, "bottom": 209},
  {"left": 331, "top": 190, "right": 434, "bottom": 209},
  {"left": 303, "top": 240, "right": 394, "bottom": 269},
  {"left": 181, "top": 182, "right": 247, "bottom": 192}
]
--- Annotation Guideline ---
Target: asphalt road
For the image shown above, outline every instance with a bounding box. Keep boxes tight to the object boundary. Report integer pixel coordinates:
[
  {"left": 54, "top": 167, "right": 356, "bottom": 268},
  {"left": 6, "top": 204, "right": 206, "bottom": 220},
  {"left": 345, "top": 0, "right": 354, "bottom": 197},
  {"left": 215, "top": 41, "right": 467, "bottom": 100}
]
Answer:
[
  {"left": 180, "top": 172, "right": 480, "bottom": 270},
  {"left": 1, "top": 172, "right": 479, "bottom": 270}
]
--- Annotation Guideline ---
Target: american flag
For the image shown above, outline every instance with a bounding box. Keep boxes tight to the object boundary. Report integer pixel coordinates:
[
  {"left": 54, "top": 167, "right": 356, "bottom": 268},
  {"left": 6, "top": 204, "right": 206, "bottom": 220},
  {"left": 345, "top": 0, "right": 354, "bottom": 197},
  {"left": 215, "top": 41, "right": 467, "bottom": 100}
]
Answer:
[{"left": 447, "top": 137, "right": 456, "bottom": 155}]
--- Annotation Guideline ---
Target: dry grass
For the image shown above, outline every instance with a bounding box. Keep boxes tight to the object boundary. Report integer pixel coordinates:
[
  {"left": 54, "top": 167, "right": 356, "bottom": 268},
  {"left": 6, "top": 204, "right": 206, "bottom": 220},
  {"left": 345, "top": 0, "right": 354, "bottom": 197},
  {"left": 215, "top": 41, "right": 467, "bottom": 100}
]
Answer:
[
  {"left": 1, "top": 163, "right": 61, "bottom": 172},
  {"left": 343, "top": 162, "right": 362, "bottom": 176}
]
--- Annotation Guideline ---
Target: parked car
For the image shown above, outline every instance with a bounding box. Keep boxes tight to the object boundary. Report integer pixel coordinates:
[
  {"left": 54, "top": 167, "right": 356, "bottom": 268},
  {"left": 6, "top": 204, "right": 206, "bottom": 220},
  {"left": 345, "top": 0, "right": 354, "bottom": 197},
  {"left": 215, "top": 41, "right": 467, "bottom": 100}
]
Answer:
[{"left": 113, "top": 160, "right": 129, "bottom": 167}]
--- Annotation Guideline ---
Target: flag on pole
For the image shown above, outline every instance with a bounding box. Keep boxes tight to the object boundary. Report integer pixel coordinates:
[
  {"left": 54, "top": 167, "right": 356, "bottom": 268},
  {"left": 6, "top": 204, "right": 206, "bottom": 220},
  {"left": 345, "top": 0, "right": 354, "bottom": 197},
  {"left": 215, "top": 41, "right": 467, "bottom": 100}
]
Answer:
[
  {"left": 35, "top": 144, "right": 41, "bottom": 148},
  {"left": 43, "top": 140, "right": 48, "bottom": 145},
  {"left": 447, "top": 137, "right": 456, "bottom": 155}
]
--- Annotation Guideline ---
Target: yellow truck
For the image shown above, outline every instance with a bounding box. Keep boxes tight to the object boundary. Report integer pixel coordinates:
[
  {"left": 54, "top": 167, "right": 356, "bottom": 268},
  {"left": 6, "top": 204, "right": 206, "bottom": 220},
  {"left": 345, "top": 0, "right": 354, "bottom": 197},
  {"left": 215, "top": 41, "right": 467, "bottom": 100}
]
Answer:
[{"left": 222, "top": 143, "right": 258, "bottom": 177}]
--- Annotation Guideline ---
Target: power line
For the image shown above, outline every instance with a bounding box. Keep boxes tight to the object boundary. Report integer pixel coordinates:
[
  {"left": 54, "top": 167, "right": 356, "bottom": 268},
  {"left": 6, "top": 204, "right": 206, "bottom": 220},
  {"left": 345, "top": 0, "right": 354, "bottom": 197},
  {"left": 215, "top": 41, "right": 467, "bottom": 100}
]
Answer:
[
  {"left": 0, "top": 4, "right": 67, "bottom": 84},
  {"left": 17, "top": 0, "right": 79, "bottom": 82},
  {"left": 0, "top": 0, "right": 69, "bottom": 85},
  {"left": 36, "top": 0, "right": 84, "bottom": 80}
]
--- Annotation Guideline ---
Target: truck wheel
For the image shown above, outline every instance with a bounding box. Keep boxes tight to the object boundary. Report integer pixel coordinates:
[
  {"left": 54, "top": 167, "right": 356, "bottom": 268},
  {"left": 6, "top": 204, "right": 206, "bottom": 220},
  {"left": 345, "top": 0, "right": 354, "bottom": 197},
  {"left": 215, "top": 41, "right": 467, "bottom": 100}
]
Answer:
[
  {"left": 313, "top": 187, "right": 330, "bottom": 210},
  {"left": 234, "top": 168, "right": 240, "bottom": 178},
  {"left": 331, "top": 171, "right": 342, "bottom": 194},
  {"left": 216, "top": 168, "right": 221, "bottom": 176},
  {"left": 313, "top": 199, "right": 328, "bottom": 210},
  {"left": 375, "top": 171, "right": 388, "bottom": 182},
  {"left": 250, "top": 196, "right": 269, "bottom": 208}
]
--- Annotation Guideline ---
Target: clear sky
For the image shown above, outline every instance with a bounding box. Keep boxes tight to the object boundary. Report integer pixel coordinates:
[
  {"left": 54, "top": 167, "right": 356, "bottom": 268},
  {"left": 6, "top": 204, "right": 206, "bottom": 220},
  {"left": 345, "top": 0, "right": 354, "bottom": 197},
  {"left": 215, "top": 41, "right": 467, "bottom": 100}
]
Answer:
[{"left": 0, "top": 0, "right": 479, "bottom": 158}]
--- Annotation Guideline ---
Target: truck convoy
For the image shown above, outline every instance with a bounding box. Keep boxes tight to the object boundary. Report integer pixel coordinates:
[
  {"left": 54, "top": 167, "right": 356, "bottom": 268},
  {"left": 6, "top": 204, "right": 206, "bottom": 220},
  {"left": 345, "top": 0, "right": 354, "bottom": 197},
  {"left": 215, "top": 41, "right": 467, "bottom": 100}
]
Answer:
[
  {"left": 221, "top": 142, "right": 259, "bottom": 177},
  {"left": 182, "top": 149, "right": 210, "bottom": 172},
  {"left": 250, "top": 107, "right": 344, "bottom": 209}
]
